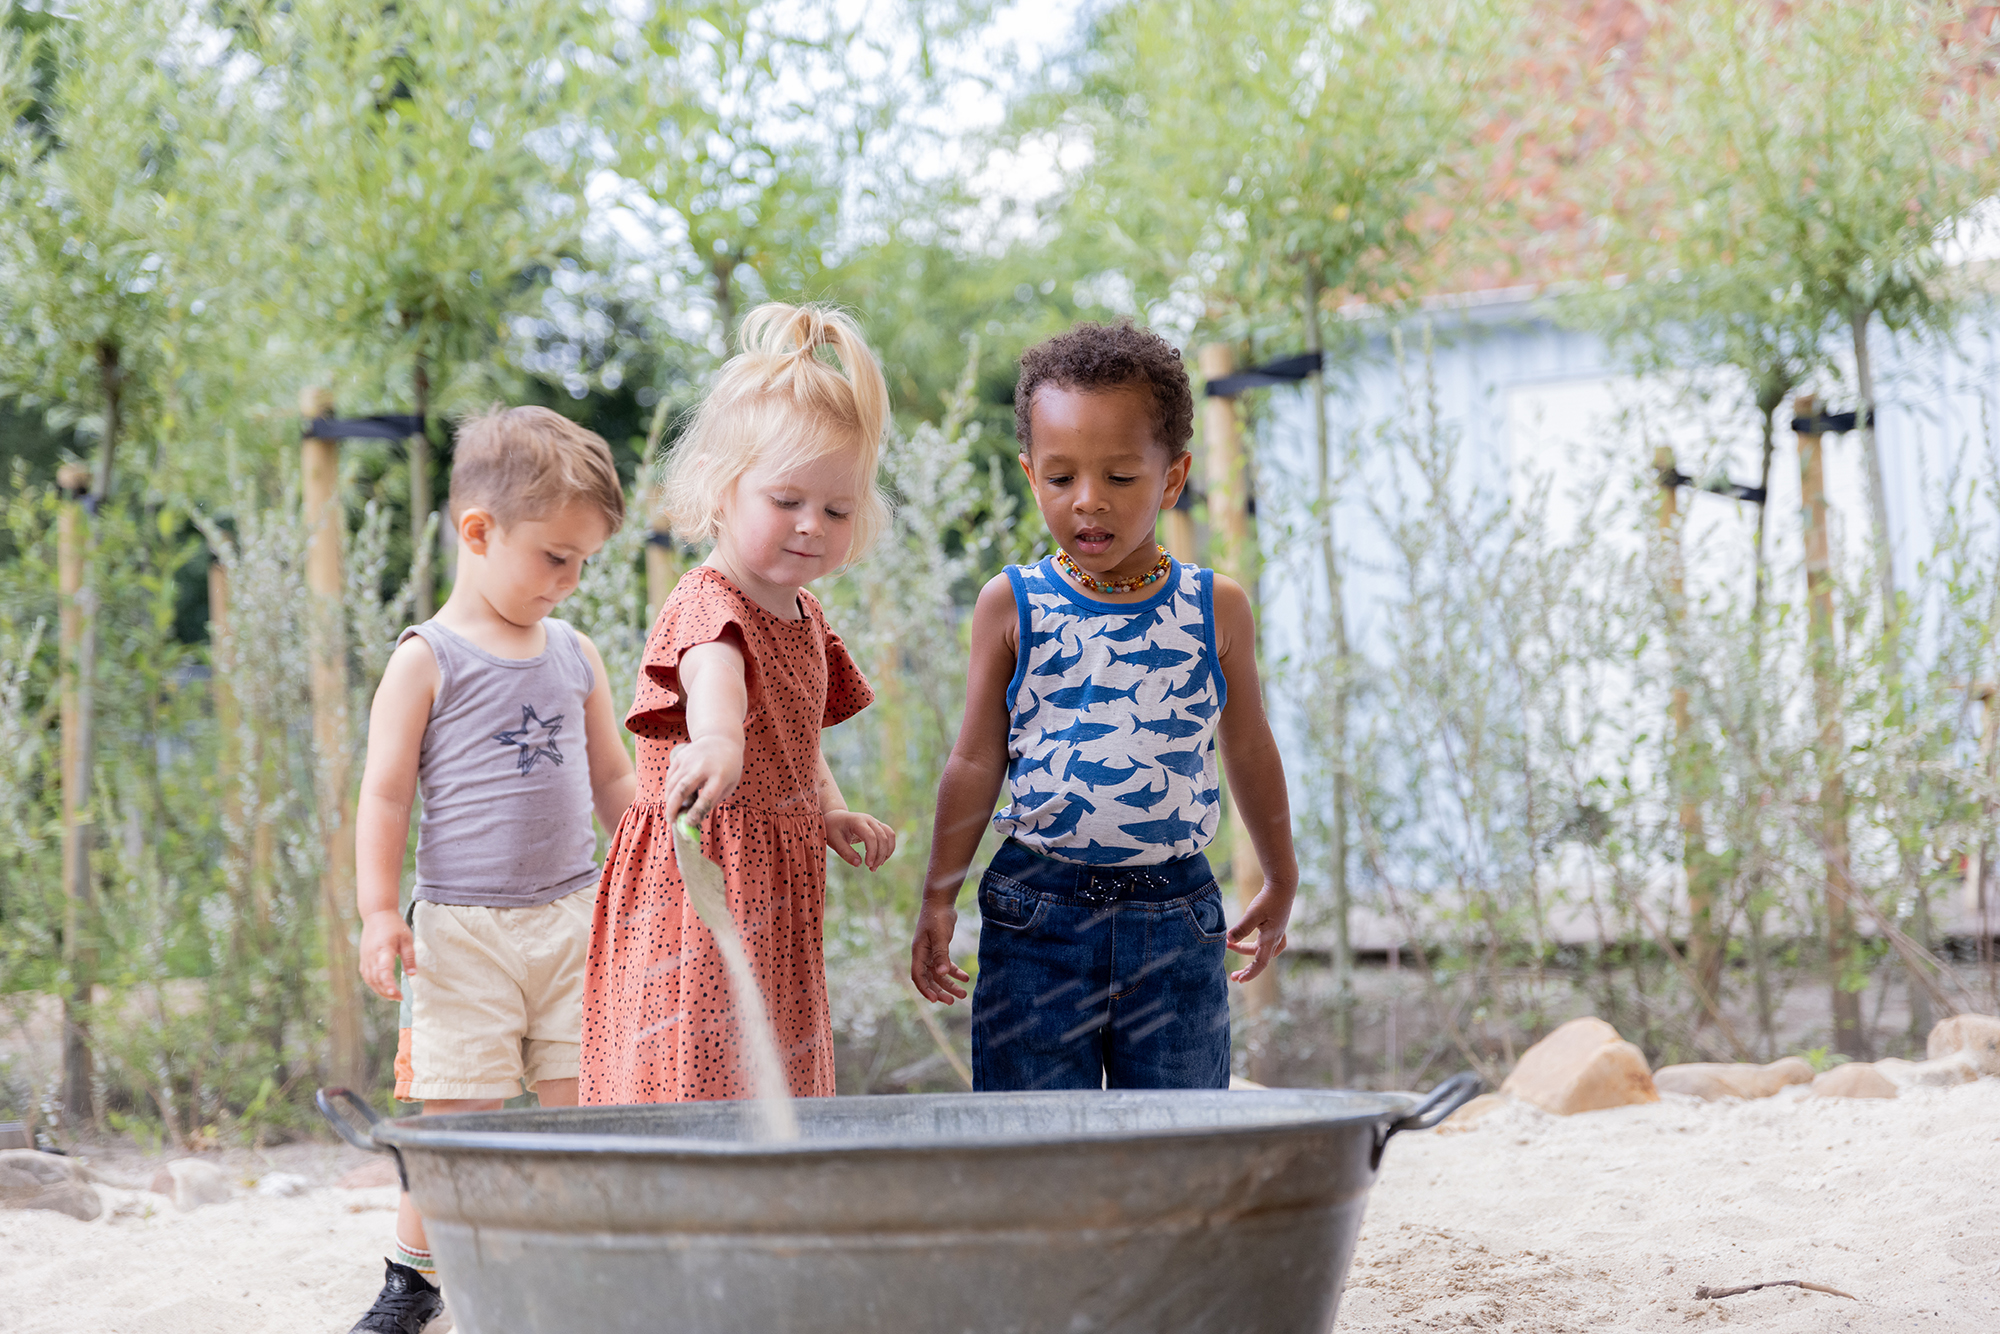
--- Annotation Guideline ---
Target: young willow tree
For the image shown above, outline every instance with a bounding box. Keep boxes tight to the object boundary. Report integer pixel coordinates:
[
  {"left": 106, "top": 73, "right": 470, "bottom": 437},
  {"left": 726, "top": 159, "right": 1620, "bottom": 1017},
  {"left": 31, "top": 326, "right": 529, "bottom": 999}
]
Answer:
[
  {"left": 1644, "top": 0, "right": 2000, "bottom": 643},
  {"left": 0, "top": 0, "right": 225, "bottom": 1123},
  {"left": 1611, "top": 0, "right": 2000, "bottom": 1054},
  {"left": 1052, "top": 0, "right": 1505, "bottom": 1077},
  {"left": 247, "top": 0, "right": 614, "bottom": 618}
]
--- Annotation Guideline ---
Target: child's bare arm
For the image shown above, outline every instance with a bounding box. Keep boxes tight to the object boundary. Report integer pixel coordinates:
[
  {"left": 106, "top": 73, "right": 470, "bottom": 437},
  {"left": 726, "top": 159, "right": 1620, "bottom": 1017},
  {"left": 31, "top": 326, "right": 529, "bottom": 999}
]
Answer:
[
  {"left": 659, "top": 632, "right": 748, "bottom": 821},
  {"left": 911, "top": 574, "right": 1018, "bottom": 1004},
  {"left": 815, "top": 747, "right": 895, "bottom": 870},
  {"left": 355, "top": 637, "right": 439, "bottom": 1002},
  {"left": 1211, "top": 574, "right": 1299, "bottom": 984},
  {"left": 574, "top": 632, "right": 637, "bottom": 834}
]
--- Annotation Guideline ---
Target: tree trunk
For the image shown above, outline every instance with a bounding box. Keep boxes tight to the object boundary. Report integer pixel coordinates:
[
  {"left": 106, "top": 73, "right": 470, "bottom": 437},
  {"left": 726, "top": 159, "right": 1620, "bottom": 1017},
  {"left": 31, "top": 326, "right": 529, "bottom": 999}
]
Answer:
[
  {"left": 1743, "top": 391, "right": 1781, "bottom": 1056},
  {"left": 1851, "top": 311, "right": 1933, "bottom": 1042},
  {"left": 1851, "top": 309, "right": 1896, "bottom": 655},
  {"left": 56, "top": 343, "right": 123, "bottom": 1126},
  {"left": 1797, "top": 396, "right": 1865, "bottom": 1057},
  {"left": 1303, "top": 267, "right": 1355, "bottom": 1085},
  {"left": 411, "top": 351, "right": 434, "bottom": 623},
  {"left": 1200, "top": 343, "right": 1278, "bottom": 1083},
  {"left": 1655, "top": 448, "right": 1719, "bottom": 1004}
]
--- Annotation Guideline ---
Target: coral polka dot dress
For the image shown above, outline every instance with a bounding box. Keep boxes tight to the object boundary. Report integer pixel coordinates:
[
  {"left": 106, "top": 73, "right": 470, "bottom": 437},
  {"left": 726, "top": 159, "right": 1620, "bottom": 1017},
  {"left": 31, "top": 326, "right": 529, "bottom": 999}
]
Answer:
[{"left": 580, "top": 565, "right": 873, "bottom": 1104}]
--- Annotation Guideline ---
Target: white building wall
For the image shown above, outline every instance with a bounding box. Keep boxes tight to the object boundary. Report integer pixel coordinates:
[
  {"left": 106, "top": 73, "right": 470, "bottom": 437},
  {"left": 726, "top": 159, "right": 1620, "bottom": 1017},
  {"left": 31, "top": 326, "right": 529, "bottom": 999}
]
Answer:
[{"left": 1249, "top": 290, "right": 2000, "bottom": 947}]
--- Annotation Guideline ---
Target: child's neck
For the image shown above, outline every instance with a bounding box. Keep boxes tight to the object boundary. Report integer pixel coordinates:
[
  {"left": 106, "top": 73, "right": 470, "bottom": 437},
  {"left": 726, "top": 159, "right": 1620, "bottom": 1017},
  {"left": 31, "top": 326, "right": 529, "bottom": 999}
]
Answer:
[
  {"left": 705, "top": 551, "right": 805, "bottom": 621},
  {"left": 433, "top": 579, "right": 549, "bottom": 660}
]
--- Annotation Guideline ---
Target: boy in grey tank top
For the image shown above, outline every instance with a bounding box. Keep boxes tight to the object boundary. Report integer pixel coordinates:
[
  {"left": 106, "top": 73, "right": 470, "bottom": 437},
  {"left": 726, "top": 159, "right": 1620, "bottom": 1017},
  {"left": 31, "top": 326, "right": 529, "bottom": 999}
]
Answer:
[{"left": 346, "top": 408, "right": 636, "bottom": 1334}]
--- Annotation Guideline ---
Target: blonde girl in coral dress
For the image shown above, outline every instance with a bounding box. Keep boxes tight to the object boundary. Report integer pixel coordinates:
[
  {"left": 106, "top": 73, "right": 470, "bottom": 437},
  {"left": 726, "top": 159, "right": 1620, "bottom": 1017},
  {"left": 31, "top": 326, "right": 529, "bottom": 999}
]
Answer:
[{"left": 580, "top": 304, "right": 897, "bottom": 1104}]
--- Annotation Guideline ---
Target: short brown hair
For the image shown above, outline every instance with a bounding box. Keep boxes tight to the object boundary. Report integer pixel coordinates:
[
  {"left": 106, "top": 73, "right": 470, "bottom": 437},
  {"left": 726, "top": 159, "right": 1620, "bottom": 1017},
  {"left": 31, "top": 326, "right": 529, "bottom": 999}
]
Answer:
[
  {"left": 451, "top": 406, "right": 625, "bottom": 535},
  {"left": 1014, "top": 322, "right": 1195, "bottom": 458}
]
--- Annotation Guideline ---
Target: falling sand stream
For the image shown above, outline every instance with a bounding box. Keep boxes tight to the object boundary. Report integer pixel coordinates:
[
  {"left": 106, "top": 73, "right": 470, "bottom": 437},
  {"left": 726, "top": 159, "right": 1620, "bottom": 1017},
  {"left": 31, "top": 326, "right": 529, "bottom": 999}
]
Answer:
[{"left": 672, "top": 817, "right": 801, "bottom": 1141}]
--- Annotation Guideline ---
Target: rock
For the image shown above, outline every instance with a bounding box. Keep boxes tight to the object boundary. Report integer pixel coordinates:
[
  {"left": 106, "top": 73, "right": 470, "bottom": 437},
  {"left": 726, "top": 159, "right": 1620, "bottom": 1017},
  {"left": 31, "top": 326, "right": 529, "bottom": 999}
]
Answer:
[
  {"left": 255, "top": 1171, "right": 311, "bottom": 1198},
  {"left": 1653, "top": 1057, "right": 1814, "bottom": 1101},
  {"left": 1811, "top": 1063, "right": 1899, "bottom": 1099},
  {"left": 1926, "top": 1014, "right": 2000, "bottom": 1076},
  {"left": 148, "top": 1168, "right": 174, "bottom": 1196},
  {"left": 1873, "top": 1054, "right": 1978, "bottom": 1088},
  {"left": 337, "top": 1158, "right": 400, "bottom": 1189},
  {"left": 1501, "top": 1017, "right": 1659, "bottom": 1115},
  {"left": 163, "top": 1158, "right": 232, "bottom": 1211},
  {"left": 1435, "top": 1092, "right": 1512, "bottom": 1134},
  {"left": 0, "top": 1149, "right": 102, "bottom": 1221}
]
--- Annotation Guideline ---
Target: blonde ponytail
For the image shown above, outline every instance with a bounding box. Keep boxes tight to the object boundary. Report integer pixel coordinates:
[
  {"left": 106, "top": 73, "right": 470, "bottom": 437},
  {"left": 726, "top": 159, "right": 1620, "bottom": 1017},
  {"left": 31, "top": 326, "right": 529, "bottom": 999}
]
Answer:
[{"left": 661, "top": 302, "right": 891, "bottom": 561}]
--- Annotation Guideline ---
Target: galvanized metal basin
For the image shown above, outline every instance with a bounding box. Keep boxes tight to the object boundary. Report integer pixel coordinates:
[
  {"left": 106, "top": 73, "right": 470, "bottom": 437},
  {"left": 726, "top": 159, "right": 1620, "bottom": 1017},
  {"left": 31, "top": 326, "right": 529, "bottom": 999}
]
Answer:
[{"left": 319, "top": 1077, "right": 1477, "bottom": 1334}]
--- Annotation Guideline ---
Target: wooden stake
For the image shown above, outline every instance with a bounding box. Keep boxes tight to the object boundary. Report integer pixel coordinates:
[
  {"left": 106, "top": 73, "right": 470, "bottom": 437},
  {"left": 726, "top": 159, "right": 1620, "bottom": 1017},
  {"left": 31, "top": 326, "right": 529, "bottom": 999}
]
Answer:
[
  {"left": 410, "top": 355, "right": 434, "bottom": 622},
  {"left": 302, "top": 388, "right": 369, "bottom": 1089},
  {"left": 1200, "top": 343, "right": 1278, "bottom": 1081},
  {"left": 1655, "top": 448, "right": 1719, "bottom": 1002},
  {"left": 1796, "top": 397, "right": 1864, "bottom": 1057},
  {"left": 55, "top": 464, "right": 93, "bottom": 1124}
]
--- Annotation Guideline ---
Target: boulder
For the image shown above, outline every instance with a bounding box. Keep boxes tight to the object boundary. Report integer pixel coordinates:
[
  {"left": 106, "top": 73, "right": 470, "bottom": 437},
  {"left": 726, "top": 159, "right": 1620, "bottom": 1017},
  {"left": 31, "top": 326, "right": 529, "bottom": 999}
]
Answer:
[
  {"left": 1653, "top": 1057, "right": 1814, "bottom": 1101},
  {"left": 0, "top": 1149, "right": 102, "bottom": 1221},
  {"left": 1500, "top": 1018, "right": 1658, "bottom": 1115},
  {"left": 1926, "top": 1014, "right": 2000, "bottom": 1077},
  {"left": 1435, "top": 1092, "right": 1512, "bottom": 1134},
  {"left": 161, "top": 1158, "right": 232, "bottom": 1211},
  {"left": 1811, "top": 1063, "right": 1899, "bottom": 1100},
  {"left": 1872, "top": 1054, "right": 1979, "bottom": 1088}
]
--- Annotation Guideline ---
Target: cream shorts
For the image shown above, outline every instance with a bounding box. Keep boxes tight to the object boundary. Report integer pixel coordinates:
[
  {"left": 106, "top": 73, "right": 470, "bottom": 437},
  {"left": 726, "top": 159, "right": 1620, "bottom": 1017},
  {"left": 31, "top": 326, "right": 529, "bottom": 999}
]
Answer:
[{"left": 406, "top": 889, "right": 594, "bottom": 1101}]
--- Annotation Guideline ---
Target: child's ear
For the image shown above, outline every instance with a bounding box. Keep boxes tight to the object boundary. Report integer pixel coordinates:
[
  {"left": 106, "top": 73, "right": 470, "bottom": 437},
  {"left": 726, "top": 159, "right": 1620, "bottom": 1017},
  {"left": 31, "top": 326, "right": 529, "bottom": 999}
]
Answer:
[
  {"left": 1017, "top": 451, "right": 1036, "bottom": 489},
  {"left": 459, "top": 508, "right": 494, "bottom": 556},
  {"left": 1161, "top": 450, "right": 1193, "bottom": 508}
]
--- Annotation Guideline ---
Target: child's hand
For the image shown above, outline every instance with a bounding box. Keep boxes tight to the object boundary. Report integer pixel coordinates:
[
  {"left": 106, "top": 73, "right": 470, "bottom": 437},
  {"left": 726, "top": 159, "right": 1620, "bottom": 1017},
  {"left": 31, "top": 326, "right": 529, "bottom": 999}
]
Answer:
[
  {"left": 1225, "top": 883, "right": 1293, "bottom": 984},
  {"left": 661, "top": 735, "right": 744, "bottom": 822},
  {"left": 359, "top": 909, "right": 416, "bottom": 1002},
  {"left": 825, "top": 810, "right": 896, "bottom": 870},
  {"left": 909, "top": 900, "right": 970, "bottom": 1004}
]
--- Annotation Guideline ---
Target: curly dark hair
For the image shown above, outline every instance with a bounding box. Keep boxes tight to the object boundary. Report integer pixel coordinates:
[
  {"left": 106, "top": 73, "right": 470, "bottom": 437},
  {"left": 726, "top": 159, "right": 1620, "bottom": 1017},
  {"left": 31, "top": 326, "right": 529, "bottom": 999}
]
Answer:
[{"left": 1014, "top": 322, "right": 1195, "bottom": 458}]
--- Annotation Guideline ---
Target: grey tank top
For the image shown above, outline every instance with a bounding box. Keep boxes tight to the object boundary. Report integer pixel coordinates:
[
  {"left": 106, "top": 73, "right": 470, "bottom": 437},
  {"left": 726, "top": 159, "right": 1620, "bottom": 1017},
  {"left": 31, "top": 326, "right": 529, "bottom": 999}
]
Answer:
[{"left": 400, "top": 617, "right": 601, "bottom": 908}]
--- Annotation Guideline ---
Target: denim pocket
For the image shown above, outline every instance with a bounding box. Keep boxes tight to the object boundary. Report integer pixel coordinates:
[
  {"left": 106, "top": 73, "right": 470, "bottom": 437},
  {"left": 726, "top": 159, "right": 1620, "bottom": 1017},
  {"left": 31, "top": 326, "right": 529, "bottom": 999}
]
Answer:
[
  {"left": 1181, "top": 884, "right": 1229, "bottom": 943},
  {"left": 977, "top": 872, "right": 1045, "bottom": 932}
]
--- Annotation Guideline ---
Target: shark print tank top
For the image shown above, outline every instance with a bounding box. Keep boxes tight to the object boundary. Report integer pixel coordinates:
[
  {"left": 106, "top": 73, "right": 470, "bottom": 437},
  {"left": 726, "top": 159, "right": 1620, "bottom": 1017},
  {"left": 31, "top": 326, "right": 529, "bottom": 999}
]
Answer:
[{"left": 993, "top": 556, "right": 1225, "bottom": 866}]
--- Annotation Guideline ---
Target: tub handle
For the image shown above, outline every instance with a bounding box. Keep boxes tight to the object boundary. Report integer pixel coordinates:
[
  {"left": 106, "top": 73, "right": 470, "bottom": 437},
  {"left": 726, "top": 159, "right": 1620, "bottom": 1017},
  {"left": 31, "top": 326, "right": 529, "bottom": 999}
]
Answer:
[
  {"left": 1371, "top": 1072, "right": 1482, "bottom": 1169},
  {"left": 316, "top": 1087, "right": 408, "bottom": 1191}
]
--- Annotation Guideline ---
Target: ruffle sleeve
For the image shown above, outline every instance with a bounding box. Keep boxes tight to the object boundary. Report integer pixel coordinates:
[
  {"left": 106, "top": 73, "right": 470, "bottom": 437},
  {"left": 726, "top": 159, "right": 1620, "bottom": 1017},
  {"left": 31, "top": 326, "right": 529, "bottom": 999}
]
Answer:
[
  {"left": 625, "top": 574, "right": 761, "bottom": 739},
  {"left": 813, "top": 600, "right": 875, "bottom": 729}
]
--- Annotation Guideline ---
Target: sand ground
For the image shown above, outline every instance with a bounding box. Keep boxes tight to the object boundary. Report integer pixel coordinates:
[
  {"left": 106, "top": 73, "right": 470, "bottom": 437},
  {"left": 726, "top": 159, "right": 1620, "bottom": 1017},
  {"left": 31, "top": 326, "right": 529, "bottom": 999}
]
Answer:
[{"left": 3, "top": 1080, "right": 1996, "bottom": 1332}]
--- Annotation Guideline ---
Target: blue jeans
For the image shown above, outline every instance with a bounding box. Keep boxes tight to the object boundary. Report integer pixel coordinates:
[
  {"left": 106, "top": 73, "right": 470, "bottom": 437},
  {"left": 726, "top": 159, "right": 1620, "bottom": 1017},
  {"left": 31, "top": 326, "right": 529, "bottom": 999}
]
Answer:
[{"left": 970, "top": 838, "right": 1230, "bottom": 1091}]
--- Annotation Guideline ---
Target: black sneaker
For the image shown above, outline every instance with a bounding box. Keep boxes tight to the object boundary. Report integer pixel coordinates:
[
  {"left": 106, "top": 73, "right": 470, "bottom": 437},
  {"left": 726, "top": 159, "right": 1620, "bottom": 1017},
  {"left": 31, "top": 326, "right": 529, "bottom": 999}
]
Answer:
[{"left": 350, "top": 1259, "right": 445, "bottom": 1334}]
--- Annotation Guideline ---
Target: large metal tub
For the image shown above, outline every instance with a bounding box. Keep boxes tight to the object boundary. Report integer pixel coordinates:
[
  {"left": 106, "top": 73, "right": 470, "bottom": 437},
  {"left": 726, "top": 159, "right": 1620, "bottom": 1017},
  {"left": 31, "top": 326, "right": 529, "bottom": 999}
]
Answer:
[{"left": 319, "top": 1076, "right": 1476, "bottom": 1334}]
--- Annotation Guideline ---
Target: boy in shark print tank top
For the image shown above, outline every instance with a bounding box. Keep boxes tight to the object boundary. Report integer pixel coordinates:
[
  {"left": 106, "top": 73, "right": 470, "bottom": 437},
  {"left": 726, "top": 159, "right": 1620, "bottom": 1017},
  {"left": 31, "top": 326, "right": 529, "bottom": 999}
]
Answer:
[{"left": 910, "top": 323, "right": 1300, "bottom": 1091}]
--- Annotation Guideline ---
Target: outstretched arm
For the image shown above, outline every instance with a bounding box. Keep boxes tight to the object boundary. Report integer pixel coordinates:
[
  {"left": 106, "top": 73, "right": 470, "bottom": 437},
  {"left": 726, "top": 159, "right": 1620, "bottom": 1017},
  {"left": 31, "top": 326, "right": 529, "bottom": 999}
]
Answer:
[
  {"left": 1211, "top": 574, "right": 1298, "bottom": 983},
  {"left": 658, "top": 631, "right": 749, "bottom": 821},
  {"left": 911, "top": 574, "right": 1019, "bottom": 1004}
]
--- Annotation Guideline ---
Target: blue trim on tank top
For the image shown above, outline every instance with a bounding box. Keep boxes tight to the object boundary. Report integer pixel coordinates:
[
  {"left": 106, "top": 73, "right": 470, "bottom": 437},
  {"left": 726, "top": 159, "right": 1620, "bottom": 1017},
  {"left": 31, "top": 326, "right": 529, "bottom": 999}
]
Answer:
[
  {"left": 1197, "top": 568, "right": 1226, "bottom": 710},
  {"left": 1002, "top": 564, "right": 1035, "bottom": 710}
]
